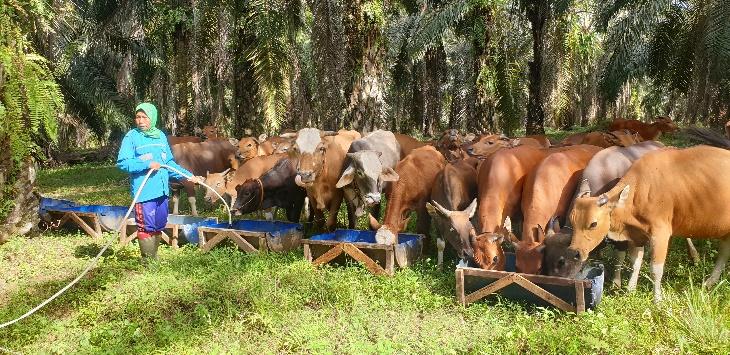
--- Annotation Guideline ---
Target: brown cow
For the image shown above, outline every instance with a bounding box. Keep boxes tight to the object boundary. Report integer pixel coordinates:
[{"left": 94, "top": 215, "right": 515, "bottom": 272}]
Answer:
[
  {"left": 372, "top": 146, "right": 446, "bottom": 245},
  {"left": 560, "top": 130, "right": 642, "bottom": 148},
  {"left": 470, "top": 145, "right": 549, "bottom": 270},
  {"left": 568, "top": 146, "right": 730, "bottom": 302},
  {"left": 167, "top": 135, "right": 202, "bottom": 146},
  {"left": 513, "top": 144, "right": 602, "bottom": 274},
  {"left": 203, "top": 153, "right": 287, "bottom": 208},
  {"left": 170, "top": 140, "right": 238, "bottom": 215},
  {"left": 426, "top": 158, "right": 479, "bottom": 260},
  {"left": 285, "top": 128, "right": 360, "bottom": 231},
  {"left": 236, "top": 134, "right": 270, "bottom": 161},
  {"left": 608, "top": 116, "right": 678, "bottom": 140}
]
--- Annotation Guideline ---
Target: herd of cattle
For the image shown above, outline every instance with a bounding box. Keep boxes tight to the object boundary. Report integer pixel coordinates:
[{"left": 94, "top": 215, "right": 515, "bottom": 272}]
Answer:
[{"left": 166, "top": 117, "right": 730, "bottom": 303}]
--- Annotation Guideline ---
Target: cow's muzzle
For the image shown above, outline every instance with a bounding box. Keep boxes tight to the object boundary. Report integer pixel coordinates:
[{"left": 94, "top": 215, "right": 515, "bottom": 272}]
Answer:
[
  {"left": 364, "top": 193, "right": 380, "bottom": 205},
  {"left": 295, "top": 173, "right": 315, "bottom": 187}
]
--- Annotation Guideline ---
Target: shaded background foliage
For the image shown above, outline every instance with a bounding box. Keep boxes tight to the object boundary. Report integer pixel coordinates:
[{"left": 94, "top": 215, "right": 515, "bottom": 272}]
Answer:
[{"left": 2, "top": 0, "right": 729, "bottom": 237}]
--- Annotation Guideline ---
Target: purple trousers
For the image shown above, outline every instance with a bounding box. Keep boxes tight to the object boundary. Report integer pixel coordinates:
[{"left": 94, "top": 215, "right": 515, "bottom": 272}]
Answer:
[{"left": 134, "top": 195, "right": 169, "bottom": 240}]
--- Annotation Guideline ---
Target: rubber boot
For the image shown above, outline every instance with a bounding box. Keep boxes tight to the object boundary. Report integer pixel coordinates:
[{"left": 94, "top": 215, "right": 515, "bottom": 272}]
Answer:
[{"left": 139, "top": 234, "right": 161, "bottom": 266}]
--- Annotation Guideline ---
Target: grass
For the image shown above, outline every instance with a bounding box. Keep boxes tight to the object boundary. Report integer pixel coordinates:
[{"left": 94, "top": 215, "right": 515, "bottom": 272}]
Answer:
[{"left": 1, "top": 130, "right": 729, "bottom": 354}]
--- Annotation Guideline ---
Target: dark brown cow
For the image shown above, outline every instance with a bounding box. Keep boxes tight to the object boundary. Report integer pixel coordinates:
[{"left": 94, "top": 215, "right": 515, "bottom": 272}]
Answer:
[
  {"left": 170, "top": 140, "right": 238, "bottom": 215},
  {"left": 608, "top": 116, "right": 678, "bottom": 140},
  {"left": 285, "top": 128, "right": 360, "bottom": 231},
  {"left": 232, "top": 157, "right": 306, "bottom": 222},
  {"left": 513, "top": 144, "right": 602, "bottom": 274},
  {"left": 471, "top": 145, "right": 549, "bottom": 270},
  {"left": 426, "top": 158, "right": 479, "bottom": 260},
  {"left": 372, "top": 146, "right": 447, "bottom": 245},
  {"left": 568, "top": 146, "right": 730, "bottom": 302}
]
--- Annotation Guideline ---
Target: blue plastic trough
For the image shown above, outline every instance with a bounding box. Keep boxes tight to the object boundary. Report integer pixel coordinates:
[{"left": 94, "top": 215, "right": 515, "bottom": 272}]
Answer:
[
  {"left": 456, "top": 253, "right": 605, "bottom": 314},
  {"left": 39, "top": 197, "right": 129, "bottom": 238},
  {"left": 197, "top": 220, "right": 303, "bottom": 253},
  {"left": 302, "top": 229, "right": 424, "bottom": 276},
  {"left": 121, "top": 214, "right": 219, "bottom": 248}
]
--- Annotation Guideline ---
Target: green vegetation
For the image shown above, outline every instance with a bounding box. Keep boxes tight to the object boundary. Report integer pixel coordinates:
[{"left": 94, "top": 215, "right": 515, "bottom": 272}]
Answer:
[{"left": 2, "top": 133, "right": 728, "bottom": 354}]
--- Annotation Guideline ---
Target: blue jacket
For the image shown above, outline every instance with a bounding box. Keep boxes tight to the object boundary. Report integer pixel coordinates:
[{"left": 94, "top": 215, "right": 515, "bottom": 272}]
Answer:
[{"left": 117, "top": 129, "right": 193, "bottom": 202}]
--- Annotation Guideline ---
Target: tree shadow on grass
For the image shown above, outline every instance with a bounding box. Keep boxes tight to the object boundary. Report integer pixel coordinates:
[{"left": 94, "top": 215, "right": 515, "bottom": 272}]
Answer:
[{"left": 74, "top": 243, "right": 118, "bottom": 259}]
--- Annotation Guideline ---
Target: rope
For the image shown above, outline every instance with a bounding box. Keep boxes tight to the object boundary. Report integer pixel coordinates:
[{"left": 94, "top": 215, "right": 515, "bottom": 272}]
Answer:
[{"left": 0, "top": 164, "right": 231, "bottom": 330}]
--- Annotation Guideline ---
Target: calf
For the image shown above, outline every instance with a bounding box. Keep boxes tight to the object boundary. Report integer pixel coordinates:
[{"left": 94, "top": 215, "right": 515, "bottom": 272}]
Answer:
[
  {"left": 514, "top": 144, "right": 602, "bottom": 274},
  {"left": 170, "top": 140, "right": 238, "bottom": 215},
  {"left": 372, "top": 146, "right": 446, "bottom": 245},
  {"left": 236, "top": 134, "right": 269, "bottom": 161},
  {"left": 426, "top": 158, "right": 479, "bottom": 260},
  {"left": 568, "top": 145, "right": 730, "bottom": 302},
  {"left": 335, "top": 130, "right": 401, "bottom": 220},
  {"left": 232, "top": 157, "right": 306, "bottom": 222},
  {"left": 608, "top": 116, "right": 678, "bottom": 140},
  {"left": 284, "top": 128, "right": 360, "bottom": 231},
  {"left": 203, "top": 153, "right": 287, "bottom": 205}
]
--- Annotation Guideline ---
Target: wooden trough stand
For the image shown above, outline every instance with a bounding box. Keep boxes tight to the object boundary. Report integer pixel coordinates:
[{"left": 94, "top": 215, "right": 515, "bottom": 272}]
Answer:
[
  {"left": 302, "top": 230, "right": 423, "bottom": 276},
  {"left": 40, "top": 197, "right": 128, "bottom": 239},
  {"left": 197, "top": 220, "right": 303, "bottom": 253},
  {"left": 456, "top": 253, "right": 604, "bottom": 314},
  {"left": 120, "top": 214, "right": 218, "bottom": 248}
]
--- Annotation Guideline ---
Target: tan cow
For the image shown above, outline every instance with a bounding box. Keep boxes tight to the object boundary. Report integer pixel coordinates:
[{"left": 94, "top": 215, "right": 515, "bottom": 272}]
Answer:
[
  {"left": 608, "top": 116, "right": 678, "bottom": 141},
  {"left": 284, "top": 128, "right": 360, "bottom": 231},
  {"left": 203, "top": 153, "right": 287, "bottom": 208},
  {"left": 568, "top": 146, "right": 730, "bottom": 302}
]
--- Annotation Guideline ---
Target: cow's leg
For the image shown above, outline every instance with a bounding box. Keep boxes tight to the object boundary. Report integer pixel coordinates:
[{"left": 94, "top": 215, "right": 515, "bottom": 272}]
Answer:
[
  {"left": 183, "top": 181, "right": 197, "bottom": 216},
  {"left": 289, "top": 196, "right": 305, "bottom": 223},
  {"left": 345, "top": 201, "right": 356, "bottom": 229},
  {"left": 685, "top": 238, "right": 700, "bottom": 265},
  {"left": 263, "top": 208, "right": 274, "bottom": 221},
  {"left": 172, "top": 189, "right": 180, "bottom": 214},
  {"left": 325, "top": 193, "right": 344, "bottom": 232},
  {"left": 303, "top": 197, "right": 310, "bottom": 221},
  {"left": 416, "top": 207, "right": 432, "bottom": 255},
  {"left": 612, "top": 249, "right": 626, "bottom": 288},
  {"left": 649, "top": 232, "right": 671, "bottom": 303},
  {"left": 704, "top": 237, "right": 730, "bottom": 287},
  {"left": 626, "top": 245, "right": 644, "bottom": 292},
  {"left": 371, "top": 202, "right": 382, "bottom": 221}
]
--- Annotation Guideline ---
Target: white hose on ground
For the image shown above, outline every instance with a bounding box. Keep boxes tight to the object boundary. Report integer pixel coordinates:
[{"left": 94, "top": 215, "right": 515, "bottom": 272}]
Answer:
[{"left": 0, "top": 164, "right": 232, "bottom": 330}]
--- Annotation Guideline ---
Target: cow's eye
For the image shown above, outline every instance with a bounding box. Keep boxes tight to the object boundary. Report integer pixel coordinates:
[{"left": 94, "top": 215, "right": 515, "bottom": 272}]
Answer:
[
  {"left": 589, "top": 221, "right": 597, "bottom": 229},
  {"left": 319, "top": 146, "right": 326, "bottom": 152},
  {"left": 357, "top": 170, "right": 364, "bottom": 176},
  {"left": 492, "top": 256, "right": 499, "bottom": 264}
]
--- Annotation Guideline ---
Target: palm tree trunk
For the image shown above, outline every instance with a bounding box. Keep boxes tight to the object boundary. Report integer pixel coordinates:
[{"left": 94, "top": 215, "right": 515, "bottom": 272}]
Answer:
[{"left": 525, "top": 1, "right": 547, "bottom": 135}]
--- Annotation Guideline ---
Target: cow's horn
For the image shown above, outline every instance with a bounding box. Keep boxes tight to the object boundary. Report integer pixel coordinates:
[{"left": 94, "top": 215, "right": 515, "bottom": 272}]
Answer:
[
  {"left": 294, "top": 174, "right": 306, "bottom": 187},
  {"left": 280, "top": 132, "right": 297, "bottom": 139},
  {"left": 431, "top": 200, "right": 452, "bottom": 216},
  {"left": 321, "top": 130, "right": 338, "bottom": 137},
  {"left": 221, "top": 168, "right": 231, "bottom": 176}
]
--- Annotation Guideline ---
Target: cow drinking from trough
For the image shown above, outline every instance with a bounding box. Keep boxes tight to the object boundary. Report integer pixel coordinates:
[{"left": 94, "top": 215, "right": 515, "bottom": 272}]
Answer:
[
  {"left": 335, "top": 130, "right": 401, "bottom": 220},
  {"left": 232, "top": 157, "right": 306, "bottom": 222},
  {"left": 284, "top": 128, "right": 360, "bottom": 231},
  {"left": 372, "top": 146, "right": 446, "bottom": 246},
  {"left": 567, "top": 145, "right": 730, "bottom": 302}
]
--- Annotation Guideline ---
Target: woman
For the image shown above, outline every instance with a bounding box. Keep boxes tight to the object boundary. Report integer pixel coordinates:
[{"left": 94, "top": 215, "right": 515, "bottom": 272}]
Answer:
[{"left": 117, "top": 103, "right": 202, "bottom": 263}]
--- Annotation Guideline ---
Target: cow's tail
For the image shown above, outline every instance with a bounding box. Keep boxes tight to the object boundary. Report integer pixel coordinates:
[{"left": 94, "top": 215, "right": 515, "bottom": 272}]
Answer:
[{"left": 682, "top": 126, "right": 730, "bottom": 149}]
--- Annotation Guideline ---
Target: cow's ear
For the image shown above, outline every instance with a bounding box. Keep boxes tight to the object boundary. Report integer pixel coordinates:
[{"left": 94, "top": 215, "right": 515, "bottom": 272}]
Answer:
[
  {"left": 336, "top": 165, "right": 356, "bottom": 188},
  {"left": 465, "top": 198, "right": 478, "bottom": 219},
  {"left": 535, "top": 224, "right": 546, "bottom": 241},
  {"left": 280, "top": 132, "right": 297, "bottom": 139},
  {"left": 616, "top": 185, "right": 630, "bottom": 208},
  {"left": 465, "top": 133, "right": 476, "bottom": 142},
  {"left": 228, "top": 138, "right": 238, "bottom": 146},
  {"left": 597, "top": 194, "right": 609, "bottom": 207},
  {"left": 504, "top": 216, "right": 512, "bottom": 232},
  {"left": 425, "top": 202, "right": 438, "bottom": 217},
  {"left": 258, "top": 133, "right": 268, "bottom": 142},
  {"left": 380, "top": 167, "right": 399, "bottom": 182},
  {"left": 536, "top": 244, "right": 546, "bottom": 254}
]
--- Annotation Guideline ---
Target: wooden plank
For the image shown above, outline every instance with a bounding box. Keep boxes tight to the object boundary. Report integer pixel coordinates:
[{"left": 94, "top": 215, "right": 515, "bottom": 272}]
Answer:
[
  {"left": 455, "top": 268, "right": 466, "bottom": 306},
  {"left": 229, "top": 231, "right": 258, "bottom": 253},
  {"left": 159, "top": 231, "right": 170, "bottom": 245},
  {"left": 300, "top": 239, "right": 392, "bottom": 250},
  {"left": 93, "top": 217, "right": 102, "bottom": 236},
  {"left": 311, "top": 245, "right": 344, "bottom": 266},
  {"left": 303, "top": 244, "right": 312, "bottom": 261},
  {"left": 385, "top": 249, "right": 394, "bottom": 275},
  {"left": 57, "top": 212, "right": 71, "bottom": 229},
  {"left": 171, "top": 225, "right": 179, "bottom": 249},
  {"left": 464, "top": 274, "right": 518, "bottom": 305},
  {"left": 460, "top": 267, "right": 589, "bottom": 287},
  {"left": 198, "top": 229, "right": 208, "bottom": 248},
  {"left": 575, "top": 281, "right": 585, "bottom": 314},
  {"left": 512, "top": 275, "right": 576, "bottom": 312},
  {"left": 68, "top": 212, "right": 100, "bottom": 238},
  {"left": 258, "top": 236, "right": 268, "bottom": 252},
  {"left": 201, "top": 232, "right": 228, "bottom": 252},
  {"left": 342, "top": 243, "right": 388, "bottom": 276}
]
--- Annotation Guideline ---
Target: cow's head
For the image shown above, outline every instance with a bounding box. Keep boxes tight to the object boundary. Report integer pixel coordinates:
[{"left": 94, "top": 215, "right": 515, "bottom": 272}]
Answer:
[
  {"left": 543, "top": 224, "right": 584, "bottom": 278},
  {"left": 511, "top": 224, "right": 548, "bottom": 274},
  {"left": 568, "top": 185, "right": 631, "bottom": 262},
  {"left": 336, "top": 151, "right": 399, "bottom": 206},
  {"left": 652, "top": 116, "right": 678, "bottom": 133},
  {"left": 202, "top": 125, "right": 220, "bottom": 140},
  {"left": 232, "top": 178, "right": 263, "bottom": 213},
  {"left": 466, "top": 135, "right": 510, "bottom": 158},
  {"left": 471, "top": 217, "right": 513, "bottom": 270},
  {"left": 375, "top": 214, "right": 411, "bottom": 245},
  {"left": 272, "top": 139, "right": 294, "bottom": 154},
  {"left": 284, "top": 128, "right": 337, "bottom": 187},
  {"left": 437, "top": 129, "right": 465, "bottom": 151},
  {"left": 426, "top": 199, "right": 477, "bottom": 261},
  {"left": 236, "top": 137, "right": 260, "bottom": 161},
  {"left": 203, "top": 169, "right": 231, "bottom": 204}
]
